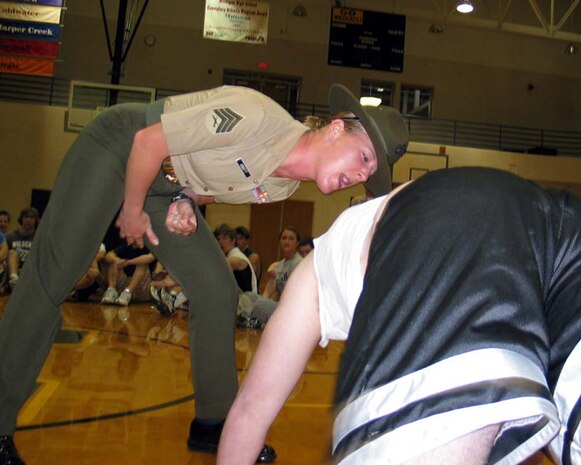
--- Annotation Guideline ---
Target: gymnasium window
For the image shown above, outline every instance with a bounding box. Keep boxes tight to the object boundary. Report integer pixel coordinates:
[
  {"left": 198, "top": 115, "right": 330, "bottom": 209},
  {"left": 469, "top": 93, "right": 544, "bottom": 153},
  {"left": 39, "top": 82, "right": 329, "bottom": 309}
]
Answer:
[
  {"left": 400, "top": 85, "right": 432, "bottom": 118},
  {"left": 360, "top": 80, "right": 394, "bottom": 107}
]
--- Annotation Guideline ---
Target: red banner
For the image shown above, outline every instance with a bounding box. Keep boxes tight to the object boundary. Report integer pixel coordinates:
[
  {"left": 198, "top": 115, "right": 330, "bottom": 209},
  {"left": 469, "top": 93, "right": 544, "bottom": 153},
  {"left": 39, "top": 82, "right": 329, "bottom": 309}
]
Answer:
[
  {"left": 0, "top": 55, "right": 53, "bottom": 75},
  {"left": 0, "top": 37, "right": 58, "bottom": 57}
]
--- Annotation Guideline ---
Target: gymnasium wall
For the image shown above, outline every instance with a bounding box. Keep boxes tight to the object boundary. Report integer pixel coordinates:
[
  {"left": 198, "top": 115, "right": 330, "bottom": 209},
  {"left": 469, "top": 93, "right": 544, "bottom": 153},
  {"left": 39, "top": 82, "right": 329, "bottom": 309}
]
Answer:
[{"left": 52, "top": 4, "right": 581, "bottom": 132}]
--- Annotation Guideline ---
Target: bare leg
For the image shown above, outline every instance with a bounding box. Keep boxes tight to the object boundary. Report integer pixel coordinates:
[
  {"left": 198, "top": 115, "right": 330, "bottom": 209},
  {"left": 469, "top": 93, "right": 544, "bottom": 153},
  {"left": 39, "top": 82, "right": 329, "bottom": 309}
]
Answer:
[{"left": 404, "top": 425, "right": 500, "bottom": 465}]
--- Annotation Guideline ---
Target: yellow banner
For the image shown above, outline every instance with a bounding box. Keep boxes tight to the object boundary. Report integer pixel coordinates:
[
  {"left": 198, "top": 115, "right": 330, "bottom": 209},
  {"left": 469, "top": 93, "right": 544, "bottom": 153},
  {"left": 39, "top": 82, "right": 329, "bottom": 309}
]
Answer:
[
  {"left": 0, "top": 1, "right": 61, "bottom": 25},
  {"left": 204, "top": 0, "right": 269, "bottom": 45}
]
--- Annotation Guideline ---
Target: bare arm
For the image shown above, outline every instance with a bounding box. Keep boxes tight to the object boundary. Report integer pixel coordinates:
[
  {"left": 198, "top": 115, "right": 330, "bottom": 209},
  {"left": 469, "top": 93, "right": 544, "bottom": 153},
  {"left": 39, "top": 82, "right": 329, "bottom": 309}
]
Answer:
[
  {"left": 261, "top": 261, "right": 279, "bottom": 300},
  {"left": 249, "top": 252, "right": 261, "bottom": 278},
  {"left": 124, "top": 252, "right": 156, "bottom": 268},
  {"left": 0, "top": 241, "right": 7, "bottom": 263},
  {"left": 116, "top": 122, "right": 169, "bottom": 248},
  {"left": 226, "top": 255, "right": 248, "bottom": 271},
  {"left": 217, "top": 253, "right": 321, "bottom": 465}
]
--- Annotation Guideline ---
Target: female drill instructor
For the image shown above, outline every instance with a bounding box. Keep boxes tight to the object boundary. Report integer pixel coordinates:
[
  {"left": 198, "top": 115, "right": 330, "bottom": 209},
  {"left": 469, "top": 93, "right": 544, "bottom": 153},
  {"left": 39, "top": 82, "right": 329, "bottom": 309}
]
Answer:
[{"left": 0, "top": 84, "right": 408, "bottom": 465}]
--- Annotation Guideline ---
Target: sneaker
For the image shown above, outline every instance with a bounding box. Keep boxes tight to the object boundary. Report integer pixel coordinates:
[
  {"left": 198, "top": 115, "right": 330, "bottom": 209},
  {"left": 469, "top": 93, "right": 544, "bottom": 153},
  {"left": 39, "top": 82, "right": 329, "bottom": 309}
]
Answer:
[
  {"left": 101, "top": 287, "right": 118, "bottom": 304},
  {"left": 150, "top": 285, "right": 171, "bottom": 316},
  {"left": 0, "top": 435, "right": 25, "bottom": 465},
  {"left": 160, "top": 288, "right": 176, "bottom": 315},
  {"left": 8, "top": 274, "right": 18, "bottom": 292},
  {"left": 114, "top": 288, "right": 132, "bottom": 306},
  {"left": 174, "top": 291, "right": 189, "bottom": 311},
  {"left": 149, "top": 285, "right": 161, "bottom": 303},
  {"left": 187, "top": 419, "right": 276, "bottom": 463}
]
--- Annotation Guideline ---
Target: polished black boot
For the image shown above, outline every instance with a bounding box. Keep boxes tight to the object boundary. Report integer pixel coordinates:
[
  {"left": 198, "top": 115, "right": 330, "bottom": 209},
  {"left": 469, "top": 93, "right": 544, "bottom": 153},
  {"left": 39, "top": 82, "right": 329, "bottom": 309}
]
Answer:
[
  {"left": 0, "top": 436, "right": 25, "bottom": 465},
  {"left": 187, "top": 419, "right": 276, "bottom": 463}
]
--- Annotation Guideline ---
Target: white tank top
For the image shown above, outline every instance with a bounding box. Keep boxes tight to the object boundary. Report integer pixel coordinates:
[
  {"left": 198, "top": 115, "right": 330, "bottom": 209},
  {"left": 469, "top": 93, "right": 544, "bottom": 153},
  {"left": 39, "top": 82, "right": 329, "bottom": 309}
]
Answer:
[{"left": 313, "top": 196, "right": 387, "bottom": 347}]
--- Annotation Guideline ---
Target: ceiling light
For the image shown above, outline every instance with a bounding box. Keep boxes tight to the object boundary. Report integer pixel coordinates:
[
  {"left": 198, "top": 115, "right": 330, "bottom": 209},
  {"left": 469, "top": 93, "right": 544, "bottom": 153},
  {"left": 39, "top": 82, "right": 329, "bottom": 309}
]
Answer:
[
  {"left": 429, "top": 24, "right": 444, "bottom": 33},
  {"left": 360, "top": 97, "right": 382, "bottom": 107},
  {"left": 565, "top": 43, "right": 578, "bottom": 55},
  {"left": 456, "top": 1, "right": 474, "bottom": 14}
]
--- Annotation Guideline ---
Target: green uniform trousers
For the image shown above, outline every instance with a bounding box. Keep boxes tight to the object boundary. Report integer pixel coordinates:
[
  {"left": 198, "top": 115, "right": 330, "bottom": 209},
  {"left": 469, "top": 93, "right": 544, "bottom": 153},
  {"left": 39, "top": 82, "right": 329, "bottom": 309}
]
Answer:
[{"left": 0, "top": 103, "right": 239, "bottom": 434}]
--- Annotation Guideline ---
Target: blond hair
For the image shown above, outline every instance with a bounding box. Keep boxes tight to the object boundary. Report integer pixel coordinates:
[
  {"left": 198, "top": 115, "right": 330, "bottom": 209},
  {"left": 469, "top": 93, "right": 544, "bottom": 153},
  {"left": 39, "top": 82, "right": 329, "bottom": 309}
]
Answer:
[{"left": 303, "top": 111, "right": 365, "bottom": 134}]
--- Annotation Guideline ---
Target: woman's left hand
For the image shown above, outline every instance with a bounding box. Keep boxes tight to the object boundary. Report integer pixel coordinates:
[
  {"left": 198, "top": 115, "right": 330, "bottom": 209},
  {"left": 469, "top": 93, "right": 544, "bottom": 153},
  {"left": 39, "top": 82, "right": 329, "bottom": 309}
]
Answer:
[{"left": 165, "top": 199, "right": 198, "bottom": 235}]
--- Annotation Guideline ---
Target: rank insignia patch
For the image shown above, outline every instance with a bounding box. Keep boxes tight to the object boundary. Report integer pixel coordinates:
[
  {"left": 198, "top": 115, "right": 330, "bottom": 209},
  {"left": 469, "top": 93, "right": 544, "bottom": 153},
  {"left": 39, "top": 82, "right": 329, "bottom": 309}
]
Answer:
[{"left": 210, "top": 108, "right": 243, "bottom": 133}]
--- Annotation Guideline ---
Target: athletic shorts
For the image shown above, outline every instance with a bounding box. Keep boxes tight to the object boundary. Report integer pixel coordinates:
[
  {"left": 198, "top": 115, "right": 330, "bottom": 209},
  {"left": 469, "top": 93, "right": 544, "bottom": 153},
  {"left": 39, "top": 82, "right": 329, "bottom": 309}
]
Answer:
[{"left": 333, "top": 167, "right": 581, "bottom": 465}]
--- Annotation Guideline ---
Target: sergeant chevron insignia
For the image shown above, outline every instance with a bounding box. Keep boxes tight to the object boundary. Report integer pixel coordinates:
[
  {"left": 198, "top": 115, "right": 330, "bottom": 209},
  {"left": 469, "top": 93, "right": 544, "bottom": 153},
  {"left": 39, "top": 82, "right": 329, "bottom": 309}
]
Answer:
[{"left": 210, "top": 107, "right": 243, "bottom": 133}]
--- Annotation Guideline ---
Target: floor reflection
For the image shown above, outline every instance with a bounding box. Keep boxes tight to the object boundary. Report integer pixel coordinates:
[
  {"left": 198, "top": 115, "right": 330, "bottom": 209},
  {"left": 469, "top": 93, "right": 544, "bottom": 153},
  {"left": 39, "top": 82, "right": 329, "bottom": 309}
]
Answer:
[{"left": 0, "top": 295, "right": 341, "bottom": 465}]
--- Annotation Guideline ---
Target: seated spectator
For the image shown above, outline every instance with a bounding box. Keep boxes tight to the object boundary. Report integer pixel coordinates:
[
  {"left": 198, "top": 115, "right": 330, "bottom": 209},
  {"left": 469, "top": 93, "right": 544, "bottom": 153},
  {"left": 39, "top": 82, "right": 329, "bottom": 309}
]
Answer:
[
  {"left": 149, "top": 262, "right": 189, "bottom": 316},
  {"left": 68, "top": 244, "right": 107, "bottom": 302},
  {"left": 0, "top": 231, "right": 7, "bottom": 294},
  {"left": 0, "top": 210, "right": 10, "bottom": 234},
  {"left": 238, "top": 227, "right": 302, "bottom": 327},
  {"left": 235, "top": 226, "right": 262, "bottom": 281},
  {"left": 0, "top": 210, "right": 10, "bottom": 292},
  {"left": 6, "top": 207, "right": 39, "bottom": 291},
  {"left": 298, "top": 236, "right": 315, "bottom": 257},
  {"left": 215, "top": 224, "right": 257, "bottom": 293},
  {"left": 101, "top": 243, "right": 156, "bottom": 306},
  {"left": 261, "top": 226, "right": 302, "bottom": 301}
]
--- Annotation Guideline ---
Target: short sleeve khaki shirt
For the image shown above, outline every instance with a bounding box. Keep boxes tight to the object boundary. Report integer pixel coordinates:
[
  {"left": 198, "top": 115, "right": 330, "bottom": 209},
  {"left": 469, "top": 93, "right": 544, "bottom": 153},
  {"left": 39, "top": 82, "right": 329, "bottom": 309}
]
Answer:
[{"left": 160, "top": 86, "right": 308, "bottom": 204}]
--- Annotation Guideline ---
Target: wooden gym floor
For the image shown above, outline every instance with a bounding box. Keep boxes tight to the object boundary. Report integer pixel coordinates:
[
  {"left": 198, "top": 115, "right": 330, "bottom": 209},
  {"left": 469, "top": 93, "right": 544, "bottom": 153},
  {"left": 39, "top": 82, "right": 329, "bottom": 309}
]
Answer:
[{"left": 0, "top": 295, "right": 554, "bottom": 465}]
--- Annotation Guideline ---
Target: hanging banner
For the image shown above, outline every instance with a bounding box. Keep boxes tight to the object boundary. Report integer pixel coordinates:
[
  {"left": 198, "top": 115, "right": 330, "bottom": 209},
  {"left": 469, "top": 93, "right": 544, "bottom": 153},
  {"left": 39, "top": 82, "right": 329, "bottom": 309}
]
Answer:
[
  {"left": 0, "top": 19, "right": 60, "bottom": 40},
  {"left": 0, "top": 1, "right": 61, "bottom": 25},
  {"left": 10, "top": 0, "right": 63, "bottom": 6},
  {"left": 0, "top": 55, "right": 54, "bottom": 75},
  {"left": 203, "top": 0, "right": 268, "bottom": 45},
  {"left": 0, "top": 36, "right": 58, "bottom": 57}
]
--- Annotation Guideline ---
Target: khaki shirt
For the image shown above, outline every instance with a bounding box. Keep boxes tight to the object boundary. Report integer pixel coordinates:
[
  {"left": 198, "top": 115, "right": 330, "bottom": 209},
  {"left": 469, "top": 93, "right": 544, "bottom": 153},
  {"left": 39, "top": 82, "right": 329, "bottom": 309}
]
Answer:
[{"left": 161, "top": 86, "right": 308, "bottom": 204}]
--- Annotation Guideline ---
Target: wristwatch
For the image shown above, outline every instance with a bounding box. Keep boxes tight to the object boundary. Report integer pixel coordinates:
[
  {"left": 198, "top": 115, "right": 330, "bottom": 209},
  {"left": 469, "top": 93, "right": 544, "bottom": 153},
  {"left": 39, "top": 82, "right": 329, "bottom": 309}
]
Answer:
[{"left": 170, "top": 192, "right": 193, "bottom": 204}]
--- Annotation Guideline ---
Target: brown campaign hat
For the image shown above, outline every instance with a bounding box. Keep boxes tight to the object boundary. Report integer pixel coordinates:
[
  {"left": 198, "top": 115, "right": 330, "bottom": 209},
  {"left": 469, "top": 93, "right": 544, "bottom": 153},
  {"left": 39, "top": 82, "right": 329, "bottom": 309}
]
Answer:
[{"left": 328, "top": 84, "right": 409, "bottom": 196}]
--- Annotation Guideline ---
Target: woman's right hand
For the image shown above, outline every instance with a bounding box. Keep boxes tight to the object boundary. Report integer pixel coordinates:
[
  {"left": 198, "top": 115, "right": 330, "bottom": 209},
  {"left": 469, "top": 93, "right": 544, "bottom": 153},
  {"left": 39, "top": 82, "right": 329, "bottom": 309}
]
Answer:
[{"left": 116, "top": 206, "right": 159, "bottom": 247}]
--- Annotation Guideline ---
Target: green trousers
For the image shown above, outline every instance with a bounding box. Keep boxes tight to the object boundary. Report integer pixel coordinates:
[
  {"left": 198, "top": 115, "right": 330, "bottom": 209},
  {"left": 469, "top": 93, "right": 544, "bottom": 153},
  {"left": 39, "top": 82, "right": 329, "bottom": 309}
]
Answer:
[{"left": 0, "top": 103, "right": 239, "bottom": 434}]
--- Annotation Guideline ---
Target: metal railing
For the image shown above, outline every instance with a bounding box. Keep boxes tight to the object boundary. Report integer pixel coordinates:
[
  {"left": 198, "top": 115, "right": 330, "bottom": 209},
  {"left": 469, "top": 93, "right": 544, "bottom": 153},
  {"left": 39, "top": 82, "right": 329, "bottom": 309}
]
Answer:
[{"left": 1, "top": 73, "right": 579, "bottom": 157}]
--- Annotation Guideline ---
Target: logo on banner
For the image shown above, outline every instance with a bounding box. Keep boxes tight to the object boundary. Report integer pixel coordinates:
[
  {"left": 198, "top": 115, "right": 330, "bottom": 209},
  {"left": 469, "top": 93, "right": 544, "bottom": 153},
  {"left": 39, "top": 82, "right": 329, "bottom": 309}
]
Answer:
[
  {"left": 0, "top": 1, "right": 61, "bottom": 24},
  {"left": 209, "top": 108, "right": 243, "bottom": 134},
  {"left": 0, "top": 20, "right": 61, "bottom": 40}
]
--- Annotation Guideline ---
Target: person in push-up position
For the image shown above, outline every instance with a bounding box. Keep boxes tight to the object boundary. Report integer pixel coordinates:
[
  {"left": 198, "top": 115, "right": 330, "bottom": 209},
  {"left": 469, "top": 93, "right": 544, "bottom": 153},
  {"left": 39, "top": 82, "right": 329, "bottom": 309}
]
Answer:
[{"left": 217, "top": 166, "right": 581, "bottom": 465}]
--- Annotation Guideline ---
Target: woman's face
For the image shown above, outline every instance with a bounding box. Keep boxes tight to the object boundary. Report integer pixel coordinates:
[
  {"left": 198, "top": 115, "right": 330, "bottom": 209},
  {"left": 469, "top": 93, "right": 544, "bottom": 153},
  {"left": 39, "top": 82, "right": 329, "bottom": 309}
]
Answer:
[
  {"left": 279, "top": 230, "right": 299, "bottom": 255},
  {"left": 314, "top": 122, "right": 378, "bottom": 194}
]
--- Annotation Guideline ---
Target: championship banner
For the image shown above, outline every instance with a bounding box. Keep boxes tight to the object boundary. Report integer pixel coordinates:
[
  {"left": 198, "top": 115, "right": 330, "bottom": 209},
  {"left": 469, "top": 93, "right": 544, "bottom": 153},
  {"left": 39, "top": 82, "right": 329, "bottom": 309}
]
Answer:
[
  {"left": 0, "top": 1, "right": 61, "bottom": 25},
  {"left": 0, "top": 55, "right": 54, "bottom": 75},
  {"left": 0, "top": 36, "right": 58, "bottom": 57},
  {"left": 0, "top": 19, "right": 60, "bottom": 40},
  {"left": 203, "top": 0, "right": 268, "bottom": 45},
  {"left": 10, "top": 0, "right": 63, "bottom": 6}
]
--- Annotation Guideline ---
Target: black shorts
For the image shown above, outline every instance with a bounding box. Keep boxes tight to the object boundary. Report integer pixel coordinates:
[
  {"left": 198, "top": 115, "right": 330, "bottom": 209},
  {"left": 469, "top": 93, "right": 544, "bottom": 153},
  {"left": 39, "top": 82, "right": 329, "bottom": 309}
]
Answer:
[{"left": 333, "top": 168, "right": 581, "bottom": 465}]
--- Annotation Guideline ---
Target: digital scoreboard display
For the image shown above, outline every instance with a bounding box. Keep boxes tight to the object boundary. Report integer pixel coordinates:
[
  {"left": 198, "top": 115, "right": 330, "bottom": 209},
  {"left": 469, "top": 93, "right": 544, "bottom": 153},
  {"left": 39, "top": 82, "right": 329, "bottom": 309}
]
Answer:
[{"left": 328, "top": 7, "right": 406, "bottom": 73}]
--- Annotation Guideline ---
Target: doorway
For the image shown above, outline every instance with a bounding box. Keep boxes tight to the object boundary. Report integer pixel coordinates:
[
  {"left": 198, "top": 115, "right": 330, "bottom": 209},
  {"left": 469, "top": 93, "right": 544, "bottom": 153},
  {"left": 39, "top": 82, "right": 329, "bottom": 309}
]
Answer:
[{"left": 249, "top": 199, "right": 313, "bottom": 291}]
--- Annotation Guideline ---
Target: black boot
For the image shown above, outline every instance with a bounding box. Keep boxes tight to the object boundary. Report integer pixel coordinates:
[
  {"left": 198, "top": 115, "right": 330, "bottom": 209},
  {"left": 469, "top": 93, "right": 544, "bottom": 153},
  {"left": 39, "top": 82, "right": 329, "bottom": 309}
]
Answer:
[
  {"left": 0, "top": 436, "right": 25, "bottom": 465},
  {"left": 187, "top": 419, "right": 276, "bottom": 463}
]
